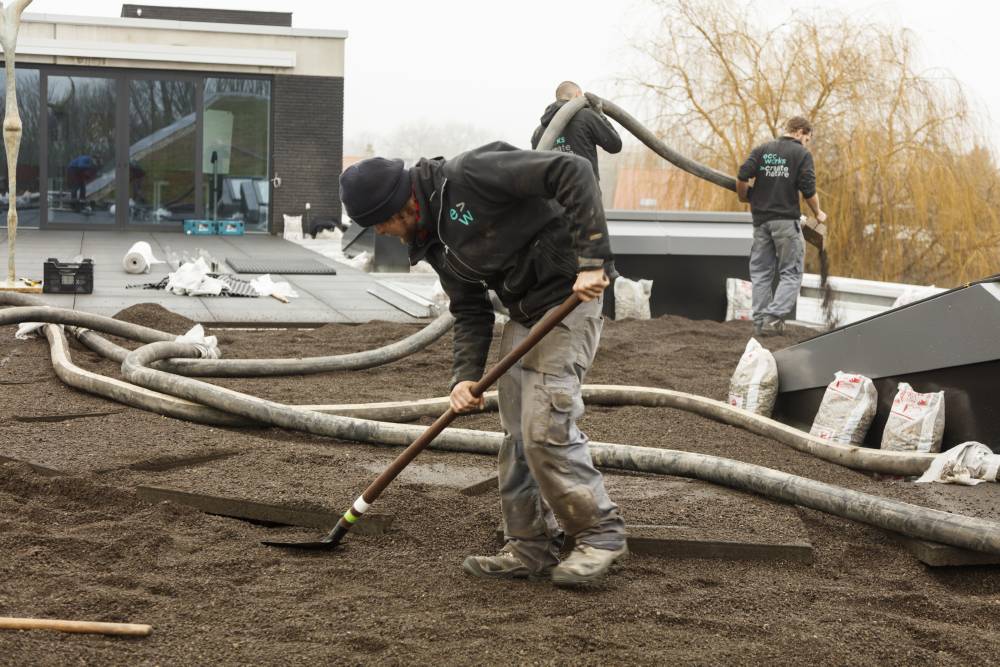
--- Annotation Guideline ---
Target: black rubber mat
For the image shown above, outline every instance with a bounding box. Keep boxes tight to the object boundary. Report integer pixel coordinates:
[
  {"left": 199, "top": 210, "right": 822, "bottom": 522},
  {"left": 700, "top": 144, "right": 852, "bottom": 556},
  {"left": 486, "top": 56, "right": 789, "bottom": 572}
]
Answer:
[{"left": 225, "top": 258, "right": 338, "bottom": 275}]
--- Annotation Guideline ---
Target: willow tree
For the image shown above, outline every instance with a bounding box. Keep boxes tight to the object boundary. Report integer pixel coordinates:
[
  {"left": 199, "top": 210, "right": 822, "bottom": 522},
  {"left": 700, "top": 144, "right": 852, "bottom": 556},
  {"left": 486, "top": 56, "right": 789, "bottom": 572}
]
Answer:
[
  {"left": 633, "top": 0, "right": 1000, "bottom": 285},
  {"left": 1, "top": 0, "right": 32, "bottom": 286}
]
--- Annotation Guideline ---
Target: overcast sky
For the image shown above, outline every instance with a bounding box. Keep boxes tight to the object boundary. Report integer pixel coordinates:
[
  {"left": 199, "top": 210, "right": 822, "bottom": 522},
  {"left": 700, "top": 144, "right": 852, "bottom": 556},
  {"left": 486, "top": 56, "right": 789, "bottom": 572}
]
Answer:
[{"left": 26, "top": 0, "right": 1000, "bottom": 153}]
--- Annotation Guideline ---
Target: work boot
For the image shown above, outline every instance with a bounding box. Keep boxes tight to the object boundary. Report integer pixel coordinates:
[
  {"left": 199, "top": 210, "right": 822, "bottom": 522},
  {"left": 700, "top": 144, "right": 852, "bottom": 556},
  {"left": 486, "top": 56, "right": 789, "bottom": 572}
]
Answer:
[
  {"left": 752, "top": 320, "right": 764, "bottom": 337},
  {"left": 462, "top": 546, "right": 553, "bottom": 580},
  {"left": 551, "top": 543, "right": 628, "bottom": 586},
  {"left": 760, "top": 316, "right": 785, "bottom": 336}
]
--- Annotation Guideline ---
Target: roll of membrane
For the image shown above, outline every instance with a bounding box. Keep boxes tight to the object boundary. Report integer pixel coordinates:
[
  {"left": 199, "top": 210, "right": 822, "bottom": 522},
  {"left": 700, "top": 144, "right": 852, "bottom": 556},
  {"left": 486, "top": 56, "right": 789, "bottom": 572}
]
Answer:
[{"left": 122, "top": 241, "right": 163, "bottom": 274}]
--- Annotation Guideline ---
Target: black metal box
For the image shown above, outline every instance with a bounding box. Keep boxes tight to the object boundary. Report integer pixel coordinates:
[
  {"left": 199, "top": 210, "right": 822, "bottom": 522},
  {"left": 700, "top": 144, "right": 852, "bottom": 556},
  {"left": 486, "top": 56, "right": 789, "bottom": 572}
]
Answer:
[{"left": 43, "top": 258, "right": 94, "bottom": 294}]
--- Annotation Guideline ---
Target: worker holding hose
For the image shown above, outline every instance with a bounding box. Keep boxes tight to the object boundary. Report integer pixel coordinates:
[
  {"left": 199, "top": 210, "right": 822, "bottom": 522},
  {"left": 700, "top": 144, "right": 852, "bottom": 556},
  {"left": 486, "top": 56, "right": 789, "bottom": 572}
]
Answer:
[
  {"left": 737, "top": 116, "right": 827, "bottom": 336},
  {"left": 339, "top": 144, "right": 627, "bottom": 585},
  {"left": 531, "top": 80, "right": 622, "bottom": 180}
]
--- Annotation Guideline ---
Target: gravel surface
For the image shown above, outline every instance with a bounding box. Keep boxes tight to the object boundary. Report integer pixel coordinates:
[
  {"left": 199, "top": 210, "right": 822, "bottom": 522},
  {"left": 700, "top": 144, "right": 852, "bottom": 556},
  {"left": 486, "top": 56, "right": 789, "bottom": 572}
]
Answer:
[{"left": 1, "top": 304, "right": 999, "bottom": 665}]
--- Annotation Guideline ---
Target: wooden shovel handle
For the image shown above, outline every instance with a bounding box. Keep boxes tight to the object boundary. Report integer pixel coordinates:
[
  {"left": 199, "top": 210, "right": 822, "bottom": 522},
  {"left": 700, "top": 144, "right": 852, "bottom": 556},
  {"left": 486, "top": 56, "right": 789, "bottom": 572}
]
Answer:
[
  {"left": 0, "top": 616, "right": 152, "bottom": 636},
  {"left": 361, "top": 293, "right": 583, "bottom": 503}
]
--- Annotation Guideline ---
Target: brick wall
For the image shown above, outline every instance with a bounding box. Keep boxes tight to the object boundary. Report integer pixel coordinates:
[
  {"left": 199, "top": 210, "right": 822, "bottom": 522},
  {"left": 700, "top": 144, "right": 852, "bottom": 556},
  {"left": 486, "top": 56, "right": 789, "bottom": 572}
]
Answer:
[{"left": 270, "top": 75, "right": 344, "bottom": 234}]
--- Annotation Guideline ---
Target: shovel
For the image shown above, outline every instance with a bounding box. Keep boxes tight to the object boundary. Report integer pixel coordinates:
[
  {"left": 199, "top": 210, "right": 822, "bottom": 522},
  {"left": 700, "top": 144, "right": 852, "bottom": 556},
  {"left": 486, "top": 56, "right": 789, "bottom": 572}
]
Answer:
[
  {"left": 262, "top": 292, "right": 583, "bottom": 550},
  {"left": 801, "top": 216, "right": 827, "bottom": 250}
]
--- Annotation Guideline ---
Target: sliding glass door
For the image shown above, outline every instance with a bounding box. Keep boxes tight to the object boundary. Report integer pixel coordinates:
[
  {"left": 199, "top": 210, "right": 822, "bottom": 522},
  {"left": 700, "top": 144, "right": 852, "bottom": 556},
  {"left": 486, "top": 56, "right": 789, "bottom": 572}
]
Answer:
[
  {"left": 45, "top": 74, "right": 118, "bottom": 226},
  {"left": 127, "top": 77, "right": 198, "bottom": 225}
]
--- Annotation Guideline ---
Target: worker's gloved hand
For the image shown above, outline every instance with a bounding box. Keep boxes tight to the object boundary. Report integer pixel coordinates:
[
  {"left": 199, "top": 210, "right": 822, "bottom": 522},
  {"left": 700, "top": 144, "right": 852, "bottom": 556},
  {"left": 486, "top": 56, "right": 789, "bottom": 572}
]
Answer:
[
  {"left": 450, "top": 381, "right": 485, "bottom": 414},
  {"left": 584, "top": 92, "right": 604, "bottom": 115},
  {"left": 573, "top": 268, "right": 610, "bottom": 302}
]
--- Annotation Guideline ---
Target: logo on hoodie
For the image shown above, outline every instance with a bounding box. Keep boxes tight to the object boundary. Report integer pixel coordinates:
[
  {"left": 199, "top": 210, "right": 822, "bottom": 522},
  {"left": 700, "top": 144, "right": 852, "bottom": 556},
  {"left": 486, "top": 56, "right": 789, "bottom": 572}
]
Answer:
[
  {"left": 449, "top": 201, "right": 475, "bottom": 226},
  {"left": 554, "top": 136, "right": 573, "bottom": 154}
]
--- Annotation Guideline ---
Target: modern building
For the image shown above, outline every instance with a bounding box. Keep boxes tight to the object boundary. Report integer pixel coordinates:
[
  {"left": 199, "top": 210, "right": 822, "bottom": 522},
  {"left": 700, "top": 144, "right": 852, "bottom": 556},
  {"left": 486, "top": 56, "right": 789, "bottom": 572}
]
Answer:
[{"left": 2, "top": 5, "right": 345, "bottom": 234}]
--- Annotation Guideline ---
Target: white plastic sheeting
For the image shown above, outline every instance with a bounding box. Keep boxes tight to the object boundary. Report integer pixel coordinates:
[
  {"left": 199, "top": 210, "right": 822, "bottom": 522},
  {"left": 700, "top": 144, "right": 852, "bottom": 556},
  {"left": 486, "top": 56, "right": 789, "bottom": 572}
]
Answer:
[
  {"left": 165, "top": 258, "right": 225, "bottom": 296},
  {"left": 916, "top": 442, "right": 1000, "bottom": 486},
  {"left": 174, "top": 324, "right": 220, "bottom": 359},
  {"left": 249, "top": 274, "right": 299, "bottom": 301}
]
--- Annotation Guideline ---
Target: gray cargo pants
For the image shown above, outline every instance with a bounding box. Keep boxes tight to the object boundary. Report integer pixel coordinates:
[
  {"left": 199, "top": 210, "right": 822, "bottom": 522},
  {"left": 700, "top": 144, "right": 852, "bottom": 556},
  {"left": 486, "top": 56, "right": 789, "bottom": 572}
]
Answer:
[
  {"left": 750, "top": 218, "right": 805, "bottom": 325},
  {"left": 496, "top": 294, "right": 626, "bottom": 573}
]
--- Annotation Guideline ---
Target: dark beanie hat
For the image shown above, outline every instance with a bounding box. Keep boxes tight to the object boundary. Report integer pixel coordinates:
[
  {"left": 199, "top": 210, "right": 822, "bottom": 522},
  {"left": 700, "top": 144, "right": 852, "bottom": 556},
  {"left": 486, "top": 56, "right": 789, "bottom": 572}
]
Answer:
[{"left": 339, "top": 157, "right": 410, "bottom": 228}]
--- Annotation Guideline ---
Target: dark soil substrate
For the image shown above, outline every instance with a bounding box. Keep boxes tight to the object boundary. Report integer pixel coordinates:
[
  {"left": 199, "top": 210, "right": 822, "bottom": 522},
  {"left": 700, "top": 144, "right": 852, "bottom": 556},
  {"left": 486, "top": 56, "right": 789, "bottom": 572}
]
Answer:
[{"left": 2, "top": 304, "right": 999, "bottom": 665}]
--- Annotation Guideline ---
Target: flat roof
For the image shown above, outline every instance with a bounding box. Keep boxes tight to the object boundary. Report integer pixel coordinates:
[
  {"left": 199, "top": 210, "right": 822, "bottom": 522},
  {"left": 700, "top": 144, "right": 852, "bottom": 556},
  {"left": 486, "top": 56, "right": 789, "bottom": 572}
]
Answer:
[{"left": 23, "top": 12, "right": 348, "bottom": 40}]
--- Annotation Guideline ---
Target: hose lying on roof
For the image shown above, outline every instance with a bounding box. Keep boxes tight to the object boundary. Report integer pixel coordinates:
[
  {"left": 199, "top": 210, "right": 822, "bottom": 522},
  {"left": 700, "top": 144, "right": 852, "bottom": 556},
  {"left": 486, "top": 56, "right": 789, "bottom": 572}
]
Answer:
[
  {"left": 150, "top": 311, "right": 455, "bottom": 377},
  {"left": 304, "top": 387, "right": 936, "bottom": 477},
  {"left": 5, "top": 302, "right": 998, "bottom": 554},
  {"left": 0, "top": 301, "right": 942, "bottom": 476},
  {"left": 69, "top": 311, "right": 455, "bottom": 378},
  {"left": 8, "top": 305, "right": 454, "bottom": 378},
  {"left": 0, "top": 292, "right": 46, "bottom": 308},
  {"left": 41, "top": 324, "right": 253, "bottom": 427},
  {"left": 116, "top": 338, "right": 1000, "bottom": 556},
  {"left": 0, "top": 294, "right": 455, "bottom": 378},
  {"left": 0, "top": 306, "right": 175, "bottom": 343}
]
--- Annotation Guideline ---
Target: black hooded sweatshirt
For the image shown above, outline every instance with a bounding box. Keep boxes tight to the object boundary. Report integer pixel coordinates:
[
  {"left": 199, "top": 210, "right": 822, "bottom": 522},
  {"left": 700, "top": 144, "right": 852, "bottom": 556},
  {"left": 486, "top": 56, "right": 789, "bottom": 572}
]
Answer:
[
  {"left": 530, "top": 100, "right": 622, "bottom": 178},
  {"left": 407, "top": 141, "right": 612, "bottom": 388},
  {"left": 737, "top": 136, "right": 817, "bottom": 225}
]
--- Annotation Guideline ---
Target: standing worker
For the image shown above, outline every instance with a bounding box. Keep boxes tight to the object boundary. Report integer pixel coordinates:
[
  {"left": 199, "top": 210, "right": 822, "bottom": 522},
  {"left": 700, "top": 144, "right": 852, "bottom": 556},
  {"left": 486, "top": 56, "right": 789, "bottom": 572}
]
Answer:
[
  {"left": 339, "top": 143, "right": 627, "bottom": 586},
  {"left": 531, "top": 81, "right": 622, "bottom": 180},
  {"left": 737, "top": 116, "right": 827, "bottom": 335},
  {"left": 66, "top": 154, "right": 98, "bottom": 204}
]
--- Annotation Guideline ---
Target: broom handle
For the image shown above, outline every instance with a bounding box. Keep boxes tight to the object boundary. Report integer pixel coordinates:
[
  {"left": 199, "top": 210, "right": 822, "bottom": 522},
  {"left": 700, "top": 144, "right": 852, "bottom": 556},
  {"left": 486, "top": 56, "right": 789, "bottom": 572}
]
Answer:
[{"left": 0, "top": 616, "right": 151, "bottom": 637}]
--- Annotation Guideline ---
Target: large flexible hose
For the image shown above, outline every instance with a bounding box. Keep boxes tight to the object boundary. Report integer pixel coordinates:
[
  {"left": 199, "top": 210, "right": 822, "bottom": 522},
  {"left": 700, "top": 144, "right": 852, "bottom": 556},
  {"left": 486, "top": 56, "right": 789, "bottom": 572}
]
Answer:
[
  {"left": 549, "top": 94, "right": 838, "bottom": 325},
  {"left": 535, "top": 95, "right": 736, "bottom": 191},
  {"left": 0, "top": 292, "right": 46, "bottom": 308},
  {"left": 41, "top": 324, "right": 252, "bottom": 427},
  {"left": 5, "top": 302, "right": 997, "bottom": 554},
  {"left": 304, "top": 387, "right": 936, "bottom": 476},
  {"left": 68, "top": 312, "right": 455, "bottom": 378},
  {"left": 0, "top": 296, "right": 455, "bottom": 377},
  {"left": 151, "top": 311, "right": 455, "bottom": 377},
  {"left": 0, "top": 302, "right": 940, "bottom": 476},
  {"left": 0, "top": 306, "right": 176, "bottom": 343},
  {"left": 117, "top": 339, "right": 1000, "bottom": 556}
]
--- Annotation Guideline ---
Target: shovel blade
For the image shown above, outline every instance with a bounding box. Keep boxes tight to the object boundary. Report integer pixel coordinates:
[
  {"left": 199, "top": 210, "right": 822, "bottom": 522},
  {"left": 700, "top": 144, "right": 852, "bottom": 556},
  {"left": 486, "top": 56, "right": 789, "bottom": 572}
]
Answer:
[
  {"left": 260, "top": 538, "right": 342, "bottom": 551},
  {"left": 261, "top": 523, "right": 348, "bottom": 551}
]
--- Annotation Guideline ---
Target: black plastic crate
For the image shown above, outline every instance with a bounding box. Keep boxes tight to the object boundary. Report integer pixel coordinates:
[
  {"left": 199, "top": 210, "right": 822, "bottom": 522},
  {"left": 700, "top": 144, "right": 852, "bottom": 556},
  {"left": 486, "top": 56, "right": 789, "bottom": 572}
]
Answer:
[{"left": 43, "top": 258, "right": 94, "bottom": 294}]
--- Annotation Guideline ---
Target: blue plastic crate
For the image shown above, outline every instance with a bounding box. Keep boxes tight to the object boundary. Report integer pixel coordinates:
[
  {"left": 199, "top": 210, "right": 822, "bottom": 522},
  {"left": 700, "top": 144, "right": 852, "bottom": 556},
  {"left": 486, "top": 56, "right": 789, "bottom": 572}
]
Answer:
[
  {"left": 217, "top": 220, "right": 245, "bottom": 236},
  {"left": 183, "top": 219, "right": 216, "bottom": 235}
]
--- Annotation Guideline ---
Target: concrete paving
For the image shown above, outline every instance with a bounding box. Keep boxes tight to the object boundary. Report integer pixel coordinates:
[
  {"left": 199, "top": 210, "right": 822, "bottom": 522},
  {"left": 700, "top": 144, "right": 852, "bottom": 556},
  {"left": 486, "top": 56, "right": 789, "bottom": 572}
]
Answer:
[{"left": 0, "top": 229, "right": 429, "bottom": 324}]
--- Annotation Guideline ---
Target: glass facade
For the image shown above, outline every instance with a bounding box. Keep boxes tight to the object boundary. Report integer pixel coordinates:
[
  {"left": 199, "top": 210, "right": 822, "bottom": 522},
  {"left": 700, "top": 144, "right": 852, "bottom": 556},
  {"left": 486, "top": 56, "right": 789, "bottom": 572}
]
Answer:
[
  {"left": 128, "top": 78, "right": 197, "bottom": 224},
  {"left": 0, "top": 69, "right": 41, "bottom": 228},
  {"left": 204, "top": 77, "right": 271, "bottom": 232},
  {"left": 46, "top": 75, "right": 118, "bottom": 225},
  {"left": 0, "top": 66, "right": 272, "bottom": 231}
]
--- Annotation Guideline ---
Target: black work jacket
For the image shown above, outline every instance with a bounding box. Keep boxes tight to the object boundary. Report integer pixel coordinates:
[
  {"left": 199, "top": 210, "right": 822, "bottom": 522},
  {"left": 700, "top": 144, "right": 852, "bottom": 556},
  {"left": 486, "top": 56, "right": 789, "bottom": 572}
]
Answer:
[
  {"left": 737, "top": 136, "right": 817, "bottom": 225},
  {"left": 407, "top": 141, "right": 612, "bottom": 387},
  {"left": 530, "top": 100, "right": 622, "bottom": 178}
]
